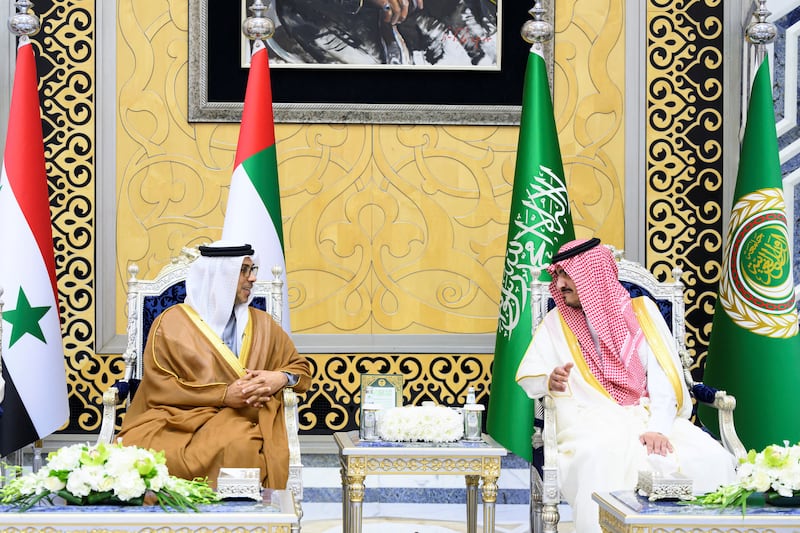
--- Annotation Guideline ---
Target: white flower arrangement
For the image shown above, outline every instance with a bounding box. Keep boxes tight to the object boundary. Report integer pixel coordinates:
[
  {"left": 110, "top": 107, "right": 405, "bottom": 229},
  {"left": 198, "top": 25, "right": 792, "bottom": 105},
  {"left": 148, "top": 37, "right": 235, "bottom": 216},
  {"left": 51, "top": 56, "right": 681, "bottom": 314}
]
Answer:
[
  {"left": 0, "top": 442, "right": 218, "bottom": 511},
  {"left": 690, "top": 441, "right": 800, "bottom": 512},
  {"left": 377, "top": 405, "right": 464, "bottom": 443}
]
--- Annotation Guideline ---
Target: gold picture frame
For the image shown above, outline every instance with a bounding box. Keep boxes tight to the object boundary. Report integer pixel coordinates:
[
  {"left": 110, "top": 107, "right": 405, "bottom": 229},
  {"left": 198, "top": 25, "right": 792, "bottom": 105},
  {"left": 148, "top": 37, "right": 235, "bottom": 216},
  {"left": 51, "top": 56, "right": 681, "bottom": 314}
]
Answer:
[{"left": 359, "top": 374, "right": 404, "bottom": 411}]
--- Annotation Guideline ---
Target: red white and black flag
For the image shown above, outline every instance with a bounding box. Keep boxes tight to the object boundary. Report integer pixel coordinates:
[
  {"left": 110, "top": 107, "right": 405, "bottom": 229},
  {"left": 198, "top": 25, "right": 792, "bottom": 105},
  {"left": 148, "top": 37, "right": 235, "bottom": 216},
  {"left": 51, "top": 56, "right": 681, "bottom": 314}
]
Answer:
[{"left": 0, "top": 37, "right": 69, "bottom": 456}]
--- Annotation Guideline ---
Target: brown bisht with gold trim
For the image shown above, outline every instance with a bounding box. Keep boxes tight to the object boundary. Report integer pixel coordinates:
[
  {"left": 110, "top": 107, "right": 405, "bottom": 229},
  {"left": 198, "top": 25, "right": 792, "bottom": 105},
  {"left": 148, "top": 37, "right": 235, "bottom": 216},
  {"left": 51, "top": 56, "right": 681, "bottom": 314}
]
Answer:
[{"left": 118, "top": 304, "right": 311, "bottom": 488}]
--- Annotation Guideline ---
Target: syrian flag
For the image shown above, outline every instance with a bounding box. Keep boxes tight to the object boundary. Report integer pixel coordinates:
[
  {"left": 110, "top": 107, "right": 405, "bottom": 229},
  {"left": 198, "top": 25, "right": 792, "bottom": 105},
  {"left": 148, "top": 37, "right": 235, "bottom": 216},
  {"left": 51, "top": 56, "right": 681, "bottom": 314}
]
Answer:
[
  {"left": 0, "top": 37, "right": 69, "bottom": 456},
  {"left": 486, "top": 44, "right": 575, "bottom": 462},
  {"left": 222, "top": 39, "right": 290, "bottom": 332}
]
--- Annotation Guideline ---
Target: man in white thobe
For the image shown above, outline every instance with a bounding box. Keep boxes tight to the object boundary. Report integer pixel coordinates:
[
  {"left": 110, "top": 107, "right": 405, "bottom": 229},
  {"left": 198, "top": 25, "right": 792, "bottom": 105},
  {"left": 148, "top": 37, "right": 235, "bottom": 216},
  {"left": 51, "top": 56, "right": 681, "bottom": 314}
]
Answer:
[{"left": 516, "top": 238, "right": 736, "bottom": 533}]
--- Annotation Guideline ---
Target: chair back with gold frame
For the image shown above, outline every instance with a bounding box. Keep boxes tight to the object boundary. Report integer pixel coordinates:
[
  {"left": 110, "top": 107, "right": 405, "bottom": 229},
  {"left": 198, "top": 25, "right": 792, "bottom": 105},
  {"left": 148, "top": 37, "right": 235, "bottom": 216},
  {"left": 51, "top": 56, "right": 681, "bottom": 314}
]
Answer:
[{"left": 527, "top": 246, "right": 745, "bottom": 533}]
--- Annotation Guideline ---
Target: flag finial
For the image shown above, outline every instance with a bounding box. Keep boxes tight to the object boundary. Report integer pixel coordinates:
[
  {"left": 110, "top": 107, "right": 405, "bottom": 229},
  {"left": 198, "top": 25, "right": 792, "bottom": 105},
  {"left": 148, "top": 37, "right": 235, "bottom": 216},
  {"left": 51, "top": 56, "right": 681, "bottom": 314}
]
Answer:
[
  {"left": 521, "top": 1, "right": 552, "bottom": 48},
  {"left": 242, "top": 0, "right": 275, "bottom": 41},
  {"left": 746, "top": 0, "right": 776, "bottom": 62},
  {"left": 8, "top": 0, "right": 40, "bottom": 38}
]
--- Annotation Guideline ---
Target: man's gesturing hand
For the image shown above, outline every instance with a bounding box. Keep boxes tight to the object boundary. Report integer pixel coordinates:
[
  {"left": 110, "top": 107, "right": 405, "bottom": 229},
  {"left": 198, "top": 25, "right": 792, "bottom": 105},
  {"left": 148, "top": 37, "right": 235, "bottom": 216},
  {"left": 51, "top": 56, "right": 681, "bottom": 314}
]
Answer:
[{"left": 548, "top": 362, "right": 574, "bottom": 392}]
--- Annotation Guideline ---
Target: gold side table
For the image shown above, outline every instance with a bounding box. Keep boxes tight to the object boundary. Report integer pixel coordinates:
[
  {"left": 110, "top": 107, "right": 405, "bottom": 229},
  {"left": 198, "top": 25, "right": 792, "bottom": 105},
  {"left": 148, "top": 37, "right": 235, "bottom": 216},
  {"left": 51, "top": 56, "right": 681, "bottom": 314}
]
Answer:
[
  {"left": 594, "top": 491, "right": 800, "bottom": 533},
  {"left": 0, "top": 488, "right": 299, "bottom": 533},
  {"left": 335, "top": 430, "right": 507, "bottom": 533}
]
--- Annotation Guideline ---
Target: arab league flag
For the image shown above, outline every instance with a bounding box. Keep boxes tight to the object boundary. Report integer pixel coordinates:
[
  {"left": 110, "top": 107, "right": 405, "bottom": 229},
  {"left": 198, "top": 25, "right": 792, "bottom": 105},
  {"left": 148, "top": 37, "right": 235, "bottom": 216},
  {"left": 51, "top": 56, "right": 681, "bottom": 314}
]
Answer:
[
  {"left": 486, "top": 44, "right": 575, "bottom": 462},
  {"left": 0, "top": 37, "right": 69, "bottom": 456},
  {"left": 699, "top": 56, "right": 800, "bottom": 451},
  {"left": 222, "top": 39, "right": 290, "bottom": 331}
]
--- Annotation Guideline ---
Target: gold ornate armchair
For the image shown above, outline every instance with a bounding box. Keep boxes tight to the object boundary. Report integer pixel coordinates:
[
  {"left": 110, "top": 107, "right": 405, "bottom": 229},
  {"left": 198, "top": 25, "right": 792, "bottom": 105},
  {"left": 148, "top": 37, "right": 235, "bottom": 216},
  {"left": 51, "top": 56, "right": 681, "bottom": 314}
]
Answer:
[
  {"left": 96, "top": 247, "right": 303, "bottom": 519},
  {"left": 527, "top": 246, "right": 746, "bottom": 533}
]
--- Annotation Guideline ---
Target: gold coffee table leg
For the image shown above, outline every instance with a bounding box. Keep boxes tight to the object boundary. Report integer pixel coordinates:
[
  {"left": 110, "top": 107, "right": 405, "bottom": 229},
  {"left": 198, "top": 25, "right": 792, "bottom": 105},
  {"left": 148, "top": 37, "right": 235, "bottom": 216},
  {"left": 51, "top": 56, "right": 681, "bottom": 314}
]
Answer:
[
  {"left": 345, "top": 474, "right": 365, "bottom": 533},
  {"left": 481, "top": 474, "right": 499, "bottom": 533},
  {"left": 465, "top": 474, "right": 480, "bottom": 533}
]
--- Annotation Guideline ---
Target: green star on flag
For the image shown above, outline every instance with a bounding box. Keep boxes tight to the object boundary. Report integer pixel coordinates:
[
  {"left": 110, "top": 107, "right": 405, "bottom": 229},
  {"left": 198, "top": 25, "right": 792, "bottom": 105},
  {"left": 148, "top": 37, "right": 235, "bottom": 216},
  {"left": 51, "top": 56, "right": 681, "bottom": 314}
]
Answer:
[{"left": 4, "top": 287, "right": 51, "bottom": 346}]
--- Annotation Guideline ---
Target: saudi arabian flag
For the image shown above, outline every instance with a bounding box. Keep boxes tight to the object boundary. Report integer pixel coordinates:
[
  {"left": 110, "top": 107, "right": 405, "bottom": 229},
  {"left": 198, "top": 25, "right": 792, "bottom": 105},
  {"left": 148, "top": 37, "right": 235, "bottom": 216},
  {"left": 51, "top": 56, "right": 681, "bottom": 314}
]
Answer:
[
  {"left": 0, "top": 37, "right": 69, "bottom": 456},
  {"left": 222, "top": 39, "right": 290, "bottom": 331},
  {"left": 486, "top": 45, "right": 575, "bottom": 462},
  {"left": 699, "top": 56, "right": 800, "bottom": 451}
]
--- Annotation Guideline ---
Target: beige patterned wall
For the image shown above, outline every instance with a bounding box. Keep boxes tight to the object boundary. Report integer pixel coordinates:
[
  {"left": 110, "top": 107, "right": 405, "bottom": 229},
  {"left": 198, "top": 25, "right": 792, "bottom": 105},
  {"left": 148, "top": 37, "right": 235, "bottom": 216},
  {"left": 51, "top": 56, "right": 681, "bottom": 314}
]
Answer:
[
  {"left": 553, "top": 0, "right": 626, "bottom": 242},
  {"left": 115, "top": 0, "right": 626, "bottom": 337},
  {"left": 106, "top": 0, "right": 628, "bottom": 432}
]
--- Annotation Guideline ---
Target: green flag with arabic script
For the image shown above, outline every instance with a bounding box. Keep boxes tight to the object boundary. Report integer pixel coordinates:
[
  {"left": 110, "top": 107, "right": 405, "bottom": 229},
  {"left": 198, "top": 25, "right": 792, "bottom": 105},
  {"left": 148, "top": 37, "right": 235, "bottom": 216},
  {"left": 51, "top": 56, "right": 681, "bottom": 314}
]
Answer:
[
  {"left": 486, "top": 46, "right": 575, "bottom": 462},
  {"left": 699, "top": 57, "right": 800, "bottom": 451}
]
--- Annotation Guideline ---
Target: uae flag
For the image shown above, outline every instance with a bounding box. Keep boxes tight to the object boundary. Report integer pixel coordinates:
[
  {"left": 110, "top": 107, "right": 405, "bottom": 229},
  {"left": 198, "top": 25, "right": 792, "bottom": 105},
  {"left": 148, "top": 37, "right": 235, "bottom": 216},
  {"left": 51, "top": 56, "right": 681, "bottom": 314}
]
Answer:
[
  {"left": 699, "top": 56, "right": 800, "bottom": 450},
  {"left": 222, "top": 39, "right": 290, "bottom": 331},
  {"left": 0, "top": 37, "right": 69, "bottom": 456},
  {"left": 486, "top": 44, "right": 575, "bottom": 462}
]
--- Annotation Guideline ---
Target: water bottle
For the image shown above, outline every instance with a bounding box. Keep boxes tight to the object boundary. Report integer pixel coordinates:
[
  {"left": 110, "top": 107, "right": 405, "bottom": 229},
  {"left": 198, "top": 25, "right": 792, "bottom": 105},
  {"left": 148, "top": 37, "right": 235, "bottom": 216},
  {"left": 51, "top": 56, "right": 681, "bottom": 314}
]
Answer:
[{"left": 466, "top": 386, "right": 476, "bottom": 405}]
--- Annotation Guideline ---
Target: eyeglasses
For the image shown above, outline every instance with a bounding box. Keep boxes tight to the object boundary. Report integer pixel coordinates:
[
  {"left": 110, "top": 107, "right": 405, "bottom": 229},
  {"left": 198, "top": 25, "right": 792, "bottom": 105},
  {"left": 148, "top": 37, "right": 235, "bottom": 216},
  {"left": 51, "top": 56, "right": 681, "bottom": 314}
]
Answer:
[{"left": 240, "top": 264, "right": 259, "bottom": 277}]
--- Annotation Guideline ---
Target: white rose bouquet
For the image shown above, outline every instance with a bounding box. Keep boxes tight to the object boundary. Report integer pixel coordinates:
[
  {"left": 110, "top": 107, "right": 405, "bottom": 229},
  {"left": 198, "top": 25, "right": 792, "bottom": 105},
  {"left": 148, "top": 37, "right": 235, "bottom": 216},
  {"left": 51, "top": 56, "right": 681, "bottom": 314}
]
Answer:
[
  {"left": 0, "top": 442, "right": 218, "bottom": 512},
  {"left": 689, "top": 441, "right": 800, "bottom": 513},
  {"left": 377, "top": 405, "right": 464, "bottom": 443}
]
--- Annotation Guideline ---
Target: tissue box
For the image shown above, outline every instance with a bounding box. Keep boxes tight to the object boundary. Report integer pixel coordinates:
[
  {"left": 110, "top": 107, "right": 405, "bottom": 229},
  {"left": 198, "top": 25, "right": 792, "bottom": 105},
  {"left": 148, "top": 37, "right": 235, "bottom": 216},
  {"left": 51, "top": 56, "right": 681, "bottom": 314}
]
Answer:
[
  {"left": 636, "top": 470, "right": 693, "bottom": 501},
  {"left": 216, "top": 468, "right": 262, "bottom": 500}
]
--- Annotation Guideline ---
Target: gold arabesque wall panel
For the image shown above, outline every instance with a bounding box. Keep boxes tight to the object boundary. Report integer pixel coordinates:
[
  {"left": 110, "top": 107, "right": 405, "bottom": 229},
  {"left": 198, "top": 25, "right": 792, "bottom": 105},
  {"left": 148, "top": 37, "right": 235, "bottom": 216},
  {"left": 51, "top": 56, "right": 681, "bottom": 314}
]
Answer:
[
  {"left": 645, "top": 0, "right": 724, "bottom": 374},
  {"left": 554, "top": 0, "right": 626, "bottom": 242},
  {"left": 302, "top": 354, "right": 492, "bottom": 433}
]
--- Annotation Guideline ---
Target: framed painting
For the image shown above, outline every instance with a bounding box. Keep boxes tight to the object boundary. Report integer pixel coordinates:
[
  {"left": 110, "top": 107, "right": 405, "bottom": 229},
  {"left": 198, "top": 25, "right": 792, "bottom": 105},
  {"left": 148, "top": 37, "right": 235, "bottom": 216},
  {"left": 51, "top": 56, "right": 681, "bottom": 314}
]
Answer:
[{"left": 188, "top": 0, "right": 554, "bottom": 125}]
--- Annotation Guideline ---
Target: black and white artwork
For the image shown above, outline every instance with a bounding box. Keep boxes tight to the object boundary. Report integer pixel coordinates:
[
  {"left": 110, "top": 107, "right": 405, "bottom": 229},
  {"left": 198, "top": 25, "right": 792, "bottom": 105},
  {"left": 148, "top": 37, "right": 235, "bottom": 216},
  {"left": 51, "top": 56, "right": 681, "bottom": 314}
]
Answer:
[
  {"left": 256, "top": 0, "right": 500, "bottom": 69},
  {"left": 190, "top": 0, "right": 549, "bottom": 124}
]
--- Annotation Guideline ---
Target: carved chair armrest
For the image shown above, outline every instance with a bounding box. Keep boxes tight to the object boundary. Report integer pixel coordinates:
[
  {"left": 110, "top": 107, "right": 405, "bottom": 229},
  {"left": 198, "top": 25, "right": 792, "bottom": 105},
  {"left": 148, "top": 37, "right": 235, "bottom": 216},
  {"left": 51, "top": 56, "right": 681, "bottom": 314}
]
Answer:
[
  {"left": 282, "top": 387, "right": 303, "bottom": 522},
  {"left": 95, "top": 376, "right": 142, "bottom": 446},
  {"left": 541, "top": 395, "right": 560, "bottom": 505},
  {"left": 528, "top": 395, "right": 561, "bottom": 533},
  {"left": 97, "top": 385, "right": 120, "bottom": 445},
  {"left": 695, "top": 386, "right": 747, "bottom": 460},
  {"left": 681, "top": 349, "right": 746, "bottom": 460}
]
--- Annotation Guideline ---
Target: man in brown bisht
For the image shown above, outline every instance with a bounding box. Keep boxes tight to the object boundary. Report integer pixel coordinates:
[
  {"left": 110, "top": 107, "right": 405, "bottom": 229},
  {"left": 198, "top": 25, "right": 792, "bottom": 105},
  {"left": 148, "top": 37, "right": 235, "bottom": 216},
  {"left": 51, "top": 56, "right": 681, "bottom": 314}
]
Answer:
[{"left": 118, "top": 241, "right": 311, "bottom": 489}]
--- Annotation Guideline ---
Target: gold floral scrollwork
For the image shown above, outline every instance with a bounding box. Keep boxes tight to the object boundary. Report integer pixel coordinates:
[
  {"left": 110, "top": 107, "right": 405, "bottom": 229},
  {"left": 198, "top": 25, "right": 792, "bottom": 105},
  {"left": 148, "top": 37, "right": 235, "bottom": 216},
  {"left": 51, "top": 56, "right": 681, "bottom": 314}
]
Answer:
[
  {"left": 597, "top": 507, "right": 624, "bottom": 533},
  {"left": 346, "top": 475, "right": 366, "bottom": 503},
  {"left": 364, "top": 456, "right": 483, "bottom": 474},
  {"left": 646, "top": 0, "right": 725, "bottom": 376},
  {"left": 482, "top": 457, "right": 502, "bottom": 478},
  {"left": 480, "top": 475, "right": 499, "bottom": 504},
  {"left": 345, "top": 456, "right": 367, "bottom": 477},
  {"left": 33, "top": 0, "right": 98, "bottom": 435},
  {"left": 301, "top": 354, "right": 493, "bottom": 433}
]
